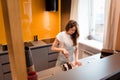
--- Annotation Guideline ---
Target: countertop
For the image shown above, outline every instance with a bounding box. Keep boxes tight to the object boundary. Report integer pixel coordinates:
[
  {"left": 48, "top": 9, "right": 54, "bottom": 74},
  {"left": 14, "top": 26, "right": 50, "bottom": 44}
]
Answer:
[
  {"left": 38, "top": 53, "right": 101, "bottom": 80},
  {"left": 30, "top": 40, "right": 52, "bottom": 48},
  {"left": 43, "top": 53, "right": 120, "bottom": 80},
  {"left": 0, "top": 40, "right": 53, "bottom": 54},
  {"left": 26, "top": 38, "right": 55, "bottom": 48}
]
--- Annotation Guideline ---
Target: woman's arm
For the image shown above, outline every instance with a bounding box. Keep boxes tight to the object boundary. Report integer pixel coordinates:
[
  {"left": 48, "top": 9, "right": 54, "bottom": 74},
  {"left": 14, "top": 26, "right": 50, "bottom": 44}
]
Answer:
[
  {"left": 74, "top": 47, "right": 79, "bottom": 62},
  {"left": 74, "top": 44, "right": 82, "bottom": 66},
  {"left": 51, "top": 38, "right": 69, "bottom": 57}
]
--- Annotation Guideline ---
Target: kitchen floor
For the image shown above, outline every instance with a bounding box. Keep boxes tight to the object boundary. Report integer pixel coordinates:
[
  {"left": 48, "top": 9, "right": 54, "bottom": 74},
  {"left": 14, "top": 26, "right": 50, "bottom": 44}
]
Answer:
[{"left": 38, "top": 53, "right": 101, "bottom": 80}]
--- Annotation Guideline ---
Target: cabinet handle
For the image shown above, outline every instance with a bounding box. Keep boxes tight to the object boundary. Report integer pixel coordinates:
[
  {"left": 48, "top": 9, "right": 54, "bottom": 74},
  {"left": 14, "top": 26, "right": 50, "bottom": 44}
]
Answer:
[
  {"left": 3, "top": 71, "right": 11, "bottom": 74},
  {"left": 48, "top": 52, "right": 58, "bottom": 55},
  {"left": 48, "top": 59, "right": 57, "bottom": 62},
  {"left": 2, "top": 62, "right": 10, "bottom": 65}
]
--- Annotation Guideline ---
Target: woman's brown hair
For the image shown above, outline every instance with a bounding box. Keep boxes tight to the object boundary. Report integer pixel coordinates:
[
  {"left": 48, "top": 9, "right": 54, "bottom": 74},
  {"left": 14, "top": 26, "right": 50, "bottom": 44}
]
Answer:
[{"left": 65, "top": 20, "right": 79, "bottom": 46}]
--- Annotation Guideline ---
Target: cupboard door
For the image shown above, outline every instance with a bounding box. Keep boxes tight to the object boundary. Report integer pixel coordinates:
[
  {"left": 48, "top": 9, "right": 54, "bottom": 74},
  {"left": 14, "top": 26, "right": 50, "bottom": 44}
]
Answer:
[
  {"left": 31, "top": 47, "right": 48, "bottom": 72},
  {"left": 48, "top": 61, "right": 56, "bottom": 68},
  {"left": 0, "top": 62, "right": 4, "bottom": 80},
  {"left": 48, "top": 52, "right": 58, "bottom": 61},
  {"left": 48, "top": 46, "right": 58, "bottom": 68},
  {"left": 4, "top": 73, "right": 12, "bottom": 80},
  {"left": 2, "top": 64, "right": 10, "bottom": 73},
  {"left": 0, "top": 54, "right": 9, "bottom": 64},
  {"left": 0, "top": 53, "right": 12, "bottom": 80}
]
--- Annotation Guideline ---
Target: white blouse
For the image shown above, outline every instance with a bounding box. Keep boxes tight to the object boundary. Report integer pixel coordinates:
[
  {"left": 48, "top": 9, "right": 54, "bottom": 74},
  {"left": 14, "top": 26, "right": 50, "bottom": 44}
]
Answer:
[{"left": 56, "top": 31, "right": 76, "bottom": 66}]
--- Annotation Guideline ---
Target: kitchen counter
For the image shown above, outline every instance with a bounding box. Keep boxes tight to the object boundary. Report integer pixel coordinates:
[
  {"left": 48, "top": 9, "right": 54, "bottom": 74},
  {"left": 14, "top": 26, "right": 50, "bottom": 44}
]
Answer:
[
  {"left": 30, "top": 40, "right": 51, "bottom": 48},
  {"left": 38, "top": 53, "right": 101, "bottom": 80},
  {"left": 25, "top": 38, "right": 55, "bottom": 49},
  {"left": 0, "top": 40, "right": 49, "bottom": 53},
  {"left": 42, "top": 53, "right": 120, "bottom": 80}
]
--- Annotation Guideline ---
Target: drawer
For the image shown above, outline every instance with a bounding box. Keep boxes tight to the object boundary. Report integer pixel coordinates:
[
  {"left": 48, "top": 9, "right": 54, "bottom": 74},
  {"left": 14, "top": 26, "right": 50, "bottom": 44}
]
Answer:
[
  {"left": 0, "top": 54, "right": 9, "bottom": 64},
  {"left": 2, "top": 64, "right": 10, "bottom": 73},
  {"left": 48, "top": 52, "right": 58, "bottom": 61},
  {"left": 48, "top": 45, "right": 59, "bottom": 53},
  {"left": 48, "top": 61, "right": 56, "bottom": 68},
  {"left": 4, "top": 73, "right": 12, "bottom": 80},
  {"left": 48, "top": 46, "right": 54, "bottom": 53}
]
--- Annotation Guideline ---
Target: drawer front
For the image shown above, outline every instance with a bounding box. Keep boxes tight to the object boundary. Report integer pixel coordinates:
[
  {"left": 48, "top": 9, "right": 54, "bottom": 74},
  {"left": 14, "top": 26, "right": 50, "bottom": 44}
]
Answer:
[
  {"left": 0, "top": 54, "right": 9, "bottom": 64},
  {"left": 30, "top": 47, "right": 48, "bottom": 72},
  {"left": 48, "top": 46, "right": 54, "bottom": 53},
  {"left": 48, "top": 61, "right": 56, "bottom": 68},
  {"left": 48, "top": 52, "right": 58, "bottom": 61},
  {"left": 4, "top": 73, "right": 12, "bottom": 80},
  {"left": 2, "top": 64, "right": 10, "bottom": 73},
  {"left": 36, "top": 65, "right": 48, "bottom": 71},
  {"left": 0, "top": 64, "right": 4, "bottom": 80},
  {"left": 48, "top": 45, "right": 59, "bottom": 53}
]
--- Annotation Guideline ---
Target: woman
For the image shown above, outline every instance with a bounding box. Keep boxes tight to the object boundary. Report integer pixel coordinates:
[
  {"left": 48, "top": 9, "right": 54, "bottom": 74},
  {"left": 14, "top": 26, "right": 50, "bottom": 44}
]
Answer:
[{"left": 51, "top": 20, "right": 82, "bottom": 67}]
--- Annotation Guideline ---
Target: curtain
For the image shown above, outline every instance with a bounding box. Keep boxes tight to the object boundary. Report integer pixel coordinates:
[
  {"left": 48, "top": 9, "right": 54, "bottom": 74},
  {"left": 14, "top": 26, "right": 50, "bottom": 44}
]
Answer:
[
  {"left": 103, "top": 0, "right": 120, "bottom": 50},
  {"left": 70, "top": 0, "right": 90, "bottom": 39},
  {"left": 70, "top": 0, "right": 79, "bottom": 21}
]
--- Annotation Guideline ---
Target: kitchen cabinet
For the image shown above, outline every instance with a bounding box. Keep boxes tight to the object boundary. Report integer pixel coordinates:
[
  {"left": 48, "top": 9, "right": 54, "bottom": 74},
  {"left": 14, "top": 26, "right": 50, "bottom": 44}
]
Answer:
[
  {"left": 48, "top": 46, "right": 58, "bottom": 68},
  {"left": 30, "top": 46, "right": 49, "bottom": 72},
  {"left": 0, "top": 40, "right": 59, "bottom": 78},
  {"left": 30, "top": 44, "right": 58, "bottom": 72},
  {"left": 0, "top": 52, "right": 12, "bottom": 80}
]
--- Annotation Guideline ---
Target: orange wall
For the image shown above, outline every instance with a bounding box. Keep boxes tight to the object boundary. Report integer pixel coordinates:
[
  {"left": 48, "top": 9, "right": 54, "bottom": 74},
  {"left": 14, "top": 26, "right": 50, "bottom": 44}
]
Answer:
[
  {"left": 0, "top": 1, "right": 6, "bottom": 44},
  {"left": 21, "top": 0, "right": 60, "bottom": 42},
  {"left": 0, "top": 0, "right": 60, "bottom": 44}
]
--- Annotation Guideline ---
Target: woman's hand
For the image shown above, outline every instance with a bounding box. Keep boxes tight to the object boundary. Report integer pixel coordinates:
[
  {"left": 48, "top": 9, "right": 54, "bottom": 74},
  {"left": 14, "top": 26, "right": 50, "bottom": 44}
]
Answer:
[
  {"left": 62, "top": 48, "right": 69, "bottom": 58},
  {"left": 75, "top": 61, "right": 82, "bottom": 66},
  {"left": 72, "top": 61, "right": 82, "bottom": 67}
]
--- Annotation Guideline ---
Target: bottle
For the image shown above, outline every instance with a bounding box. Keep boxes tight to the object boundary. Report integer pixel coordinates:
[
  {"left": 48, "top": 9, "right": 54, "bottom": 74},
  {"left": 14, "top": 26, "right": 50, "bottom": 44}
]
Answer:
[{"left": 34, "top": 35, "right": 38, "bottom": 41}]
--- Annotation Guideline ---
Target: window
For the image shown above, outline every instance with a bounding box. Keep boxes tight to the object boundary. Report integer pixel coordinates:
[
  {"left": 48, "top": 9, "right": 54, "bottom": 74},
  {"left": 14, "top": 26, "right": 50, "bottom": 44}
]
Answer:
[
  {"left": 78, "top": 0, "right": 106, "bottom": 42},
  {"left": 90, "top": 0, "right": 105, "bottom": 42}
]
